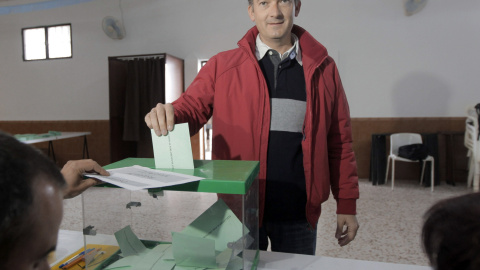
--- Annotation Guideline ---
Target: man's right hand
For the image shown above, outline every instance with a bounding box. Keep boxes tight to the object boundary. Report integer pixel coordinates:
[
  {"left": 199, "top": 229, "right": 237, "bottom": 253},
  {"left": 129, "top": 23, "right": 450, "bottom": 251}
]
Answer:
[{"left": 145, "top": 103, "right": 175, "bottom": 136}]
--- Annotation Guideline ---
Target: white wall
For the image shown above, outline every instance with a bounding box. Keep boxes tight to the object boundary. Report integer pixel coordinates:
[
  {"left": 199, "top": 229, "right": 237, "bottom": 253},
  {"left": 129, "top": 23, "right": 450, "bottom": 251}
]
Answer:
[{"left": 1, "top": 0, "right": 479, "bottom": 120}]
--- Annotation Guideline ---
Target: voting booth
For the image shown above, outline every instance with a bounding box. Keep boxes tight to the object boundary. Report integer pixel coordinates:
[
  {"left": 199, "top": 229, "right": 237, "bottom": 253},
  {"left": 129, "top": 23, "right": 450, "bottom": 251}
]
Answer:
[{"left": 63, "top": 158, "right": 260, "bottom": 270}]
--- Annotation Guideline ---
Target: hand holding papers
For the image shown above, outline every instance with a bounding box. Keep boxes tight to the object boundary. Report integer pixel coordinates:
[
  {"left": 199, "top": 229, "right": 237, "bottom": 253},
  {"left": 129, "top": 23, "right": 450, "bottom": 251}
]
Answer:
[{"left": 84, "top": 123, "right": 200, "bottom": 191}]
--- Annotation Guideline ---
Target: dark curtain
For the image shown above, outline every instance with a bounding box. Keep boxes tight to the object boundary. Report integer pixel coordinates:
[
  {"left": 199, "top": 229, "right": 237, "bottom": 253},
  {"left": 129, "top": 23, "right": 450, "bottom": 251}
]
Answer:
[
  {"left": 122, "top": 57, "right": 165, "bottom": 158},
  {"left": 109, "top": 58, "right": 136, "bottom": 162}
]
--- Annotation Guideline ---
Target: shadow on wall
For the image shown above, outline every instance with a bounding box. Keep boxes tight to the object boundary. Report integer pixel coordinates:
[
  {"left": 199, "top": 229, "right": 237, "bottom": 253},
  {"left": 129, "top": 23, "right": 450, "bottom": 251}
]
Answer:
[{"left": 392, "top": 72, "right": 451, "bottom": 117}]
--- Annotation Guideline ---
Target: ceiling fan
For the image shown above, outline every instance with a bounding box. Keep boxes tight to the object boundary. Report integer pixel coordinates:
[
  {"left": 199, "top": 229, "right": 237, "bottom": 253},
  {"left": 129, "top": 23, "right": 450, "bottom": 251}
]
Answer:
[
  {"left": 403, "top": 0, "right": 428, "bottom": 16},
  {"left": 102, "top": 16, "right": 125, "bottom": 40}
]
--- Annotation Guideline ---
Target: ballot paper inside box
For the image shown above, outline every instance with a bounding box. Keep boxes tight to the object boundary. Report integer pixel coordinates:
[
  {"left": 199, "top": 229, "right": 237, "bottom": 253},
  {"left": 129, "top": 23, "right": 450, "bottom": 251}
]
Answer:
[{"left": 80, "top": 158, "right": 260, "bottom": 270}]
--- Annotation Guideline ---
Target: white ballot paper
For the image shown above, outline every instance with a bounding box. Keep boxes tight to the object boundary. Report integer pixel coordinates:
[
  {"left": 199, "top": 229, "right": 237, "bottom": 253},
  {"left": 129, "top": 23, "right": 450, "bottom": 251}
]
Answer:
[
  {"left": 151, "top": 122, "right": 194, "bottom": 169},
  {"left": 84, "top": 165, "right": 203, "bottom": 191}
]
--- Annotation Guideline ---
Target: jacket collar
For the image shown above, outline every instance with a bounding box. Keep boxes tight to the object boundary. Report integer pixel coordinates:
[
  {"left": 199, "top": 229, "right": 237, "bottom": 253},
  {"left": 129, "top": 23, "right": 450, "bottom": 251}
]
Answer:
[{"left": 238, "top": 24, "right": 328, "bottom": 71}]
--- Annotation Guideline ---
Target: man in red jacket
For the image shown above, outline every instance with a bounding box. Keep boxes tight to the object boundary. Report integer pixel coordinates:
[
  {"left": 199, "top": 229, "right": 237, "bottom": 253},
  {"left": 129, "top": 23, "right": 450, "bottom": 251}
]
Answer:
[{"left": 145, "top": 0, "right": 359, "bottom": 255}]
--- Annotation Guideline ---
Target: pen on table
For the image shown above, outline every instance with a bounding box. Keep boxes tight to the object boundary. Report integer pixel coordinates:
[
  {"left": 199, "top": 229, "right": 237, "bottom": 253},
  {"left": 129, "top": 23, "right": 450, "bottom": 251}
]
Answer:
[
  {"left": 61, "top": 248, "right": 97, "bottom": 270},
  {"left": 58, "top": 249, "right": 87, "bottom": 269},
  {"left": 59, "top": 248, "right": 95, "bottom": 269}
]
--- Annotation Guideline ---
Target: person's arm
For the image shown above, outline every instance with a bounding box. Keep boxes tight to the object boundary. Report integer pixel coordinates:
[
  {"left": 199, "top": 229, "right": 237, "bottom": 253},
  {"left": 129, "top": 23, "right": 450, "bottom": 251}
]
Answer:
[
  {"left": 60, "top": 159, "right": 109, "bottom": 199},
  {"left": 145, "top": 56, "right": 217, "bottom": 137},
  {"left": 324, "top": 57, "right": 360, "bottom": 246}
]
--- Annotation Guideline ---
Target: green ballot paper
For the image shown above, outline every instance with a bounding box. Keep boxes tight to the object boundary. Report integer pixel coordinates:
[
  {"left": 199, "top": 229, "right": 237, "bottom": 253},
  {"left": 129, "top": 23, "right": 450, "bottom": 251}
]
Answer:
[
  {"left": 172, "top": 232, "right": 217, "bottom": 268},
  {"left": 114, "top": 225, "right": 147, "bottom": 257},
  {"left": 151, "top": 123, "right": 194, "bottom": 169},
  {"left": 180, "top": 199, "right": 245, "bottom": 251},
  {"left": 171, "top": 199, "right": 247, "bottom": 269}
]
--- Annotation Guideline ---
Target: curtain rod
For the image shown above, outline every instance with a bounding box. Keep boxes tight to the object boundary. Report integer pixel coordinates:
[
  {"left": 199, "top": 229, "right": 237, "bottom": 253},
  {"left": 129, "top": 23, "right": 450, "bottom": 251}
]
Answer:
[{"left": 115, "top": 55, "right": 165, "bottom": 61}]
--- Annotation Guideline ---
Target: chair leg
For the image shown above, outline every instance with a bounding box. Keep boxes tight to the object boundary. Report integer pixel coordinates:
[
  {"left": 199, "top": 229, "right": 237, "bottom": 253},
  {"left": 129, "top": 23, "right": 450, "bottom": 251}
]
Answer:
[
  {"left": 392, "top": 160, "right": 396, "bottom": 190},
  {"left": 474, "top": 174, "right": 479, "bottom": 192},
  {"left": 474, "top": 162, "right": 479, "bottom": 192},
  {"left": 385, "top": 157, "right": 391, "bottom": 185},
  {"left": 467, "top": 157, "right": 474, "bottom": 188},
  {"left": 420, "top": 160, "right": 426, "bottom": 186},
  {"left": 431, "top": 159, "right": 434, "bottom": 192}
]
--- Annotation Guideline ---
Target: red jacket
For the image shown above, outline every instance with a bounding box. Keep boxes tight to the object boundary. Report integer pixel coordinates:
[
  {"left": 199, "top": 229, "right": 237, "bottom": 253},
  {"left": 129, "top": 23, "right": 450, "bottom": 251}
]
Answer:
[{"left": 173, "top": 25, "right": 359, "bottom": 228}]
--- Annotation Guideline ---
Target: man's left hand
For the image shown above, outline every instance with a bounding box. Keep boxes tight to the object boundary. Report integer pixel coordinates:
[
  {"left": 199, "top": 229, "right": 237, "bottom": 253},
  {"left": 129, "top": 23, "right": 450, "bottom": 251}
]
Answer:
[{"left": 335, "top": 214, "right": 359, "bottom": 247}]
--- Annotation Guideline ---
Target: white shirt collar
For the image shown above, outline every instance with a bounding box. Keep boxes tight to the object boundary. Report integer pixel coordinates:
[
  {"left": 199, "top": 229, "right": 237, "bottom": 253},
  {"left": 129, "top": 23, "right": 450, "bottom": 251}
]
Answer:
[{"left": 255, "top": 33, "right": 303, "bottom": 66}]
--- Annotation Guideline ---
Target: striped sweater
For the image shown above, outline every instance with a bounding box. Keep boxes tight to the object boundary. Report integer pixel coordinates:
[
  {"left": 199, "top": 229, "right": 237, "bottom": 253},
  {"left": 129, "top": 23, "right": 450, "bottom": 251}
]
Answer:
[{"left": 259, "top": 49, "right": 307, "bottom": 221}]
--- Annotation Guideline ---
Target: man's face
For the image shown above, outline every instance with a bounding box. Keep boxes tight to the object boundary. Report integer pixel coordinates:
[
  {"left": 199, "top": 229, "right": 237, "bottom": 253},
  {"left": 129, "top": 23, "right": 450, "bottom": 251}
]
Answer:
[
  {"left": 248, "top": 0, "right": 301, "bottom": 47},
  {"left": 5, "top": 177, "right": 63, "bottom": 270}
]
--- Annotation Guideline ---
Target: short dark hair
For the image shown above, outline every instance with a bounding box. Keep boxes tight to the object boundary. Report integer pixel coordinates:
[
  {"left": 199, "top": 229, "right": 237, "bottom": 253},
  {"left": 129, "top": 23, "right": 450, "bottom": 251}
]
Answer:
[
  {"left": 422, "top": 192, "right": 480, "bottom": 270},
  {"left": 0, "top": 131, "right": 65, "bottom": 263}
]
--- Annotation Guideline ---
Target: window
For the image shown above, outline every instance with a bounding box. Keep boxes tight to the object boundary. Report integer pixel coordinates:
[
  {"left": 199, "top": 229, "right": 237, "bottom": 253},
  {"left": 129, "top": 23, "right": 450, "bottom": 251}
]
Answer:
[
  {"left": 22, "top": 24, "right": 72, "bottom": 61},
  {"left": 197, "top": 59, "right": 208, "bottom": 72}
]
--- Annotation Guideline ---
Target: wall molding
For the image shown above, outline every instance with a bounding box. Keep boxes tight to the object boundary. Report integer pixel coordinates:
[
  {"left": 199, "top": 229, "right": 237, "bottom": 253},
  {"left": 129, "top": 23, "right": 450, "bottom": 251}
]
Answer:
[{"left": 0, "top": 117, "right": 468, "bottom": 185}]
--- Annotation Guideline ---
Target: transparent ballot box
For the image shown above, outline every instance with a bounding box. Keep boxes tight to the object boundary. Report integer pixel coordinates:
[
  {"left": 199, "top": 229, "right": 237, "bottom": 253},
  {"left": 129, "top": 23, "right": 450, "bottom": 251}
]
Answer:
[{"left": 79, "top": 158, "right": 259, "bottom": 270}]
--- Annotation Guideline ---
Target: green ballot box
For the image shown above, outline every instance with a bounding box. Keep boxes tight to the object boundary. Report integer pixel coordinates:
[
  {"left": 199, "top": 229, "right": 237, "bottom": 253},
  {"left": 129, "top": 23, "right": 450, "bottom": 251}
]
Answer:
[{"left": 80, "top": 158, "right": 260, "bottom": 270}]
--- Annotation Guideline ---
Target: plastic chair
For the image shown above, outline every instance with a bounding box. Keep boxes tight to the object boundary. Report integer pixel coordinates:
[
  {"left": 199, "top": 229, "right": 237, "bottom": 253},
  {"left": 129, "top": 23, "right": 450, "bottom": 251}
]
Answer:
[
  {"left": 465, "top": 115, "right": 479, "bottom": 192},
  {"left": 385, "top": 133, "right": 435, "bottom": 191}
]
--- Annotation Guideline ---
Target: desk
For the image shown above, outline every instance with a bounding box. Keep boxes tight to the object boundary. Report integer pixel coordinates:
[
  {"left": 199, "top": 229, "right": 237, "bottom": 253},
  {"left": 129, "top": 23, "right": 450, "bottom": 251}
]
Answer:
[
  {"left": 54, "top": 230, "right": 432, "bottom": 270},
  {"left": 19, "top": 131, "right": 91, "bottom": 162}
]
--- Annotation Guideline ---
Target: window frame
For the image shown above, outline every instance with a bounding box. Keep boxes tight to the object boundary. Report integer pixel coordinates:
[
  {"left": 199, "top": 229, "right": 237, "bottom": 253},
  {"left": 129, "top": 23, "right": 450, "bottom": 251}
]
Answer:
[{"left": 22, "top": 23, "right": 73, "bottom": 61}]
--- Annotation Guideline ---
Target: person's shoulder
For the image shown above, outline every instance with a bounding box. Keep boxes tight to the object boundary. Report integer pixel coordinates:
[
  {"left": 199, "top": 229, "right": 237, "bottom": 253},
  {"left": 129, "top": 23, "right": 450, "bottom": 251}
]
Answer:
[
  {"left": 321, "top": 55, "right": 336, "bottom": 68},
  {"left": 293, "top": 25, "right": 331, "bottom": 67},
  {"left": 209, "top": 47, "right": 253, "bottom": 72},
  {"left": 215, "top": 47, "right": 249, "bottom": 62}
]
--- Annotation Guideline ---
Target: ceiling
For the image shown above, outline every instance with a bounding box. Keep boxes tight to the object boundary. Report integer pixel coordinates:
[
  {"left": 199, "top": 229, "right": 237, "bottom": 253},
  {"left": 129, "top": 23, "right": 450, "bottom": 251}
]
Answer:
[{"left": 0, "top": 0, "right": 49, "bottom": 4}]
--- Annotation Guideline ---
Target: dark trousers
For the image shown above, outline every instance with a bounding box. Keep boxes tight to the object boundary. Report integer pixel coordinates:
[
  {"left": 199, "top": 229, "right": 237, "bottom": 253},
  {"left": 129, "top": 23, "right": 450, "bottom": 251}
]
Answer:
[{"left": 259, "top": 219, "right": 317, "bottom": 255}]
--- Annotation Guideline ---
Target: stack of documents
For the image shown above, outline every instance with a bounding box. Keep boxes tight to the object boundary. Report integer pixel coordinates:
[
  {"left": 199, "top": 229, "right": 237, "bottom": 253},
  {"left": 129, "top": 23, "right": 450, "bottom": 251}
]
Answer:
[{"left": 85, "top": 165, "right": 203, "bottom": 191}]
